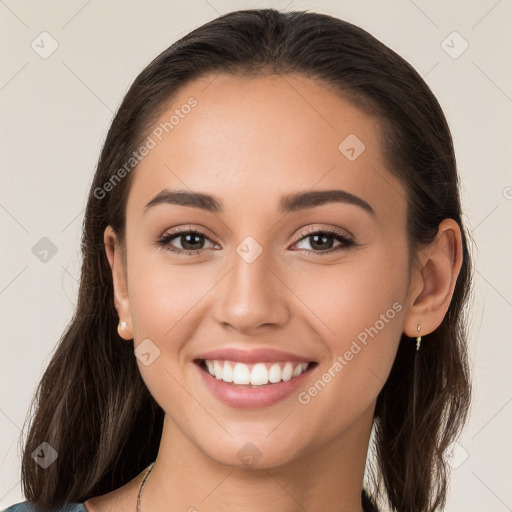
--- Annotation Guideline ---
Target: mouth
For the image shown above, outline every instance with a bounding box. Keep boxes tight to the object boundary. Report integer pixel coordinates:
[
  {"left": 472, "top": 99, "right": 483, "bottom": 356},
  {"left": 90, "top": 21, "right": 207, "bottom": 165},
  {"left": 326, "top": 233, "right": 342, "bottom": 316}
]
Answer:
[{"left": 194, "top": 359, "right": 319, "bottom": 388}]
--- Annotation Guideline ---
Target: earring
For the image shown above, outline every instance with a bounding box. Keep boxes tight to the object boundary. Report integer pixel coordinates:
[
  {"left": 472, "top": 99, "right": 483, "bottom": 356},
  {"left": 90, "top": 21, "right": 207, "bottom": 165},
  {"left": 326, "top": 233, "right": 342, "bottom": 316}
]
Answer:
[
  {"left": 119, "top": 321, "right": 127, "bottom": 330},
  {"left": 416, "top": 325, "right": 422, "bottom": 351}
]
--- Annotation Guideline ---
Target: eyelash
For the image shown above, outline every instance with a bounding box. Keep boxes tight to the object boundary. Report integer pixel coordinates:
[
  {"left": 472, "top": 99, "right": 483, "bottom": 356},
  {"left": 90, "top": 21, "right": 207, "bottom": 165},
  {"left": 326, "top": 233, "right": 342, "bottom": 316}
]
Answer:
[{"left": 155, "top": 226, "right": 357, "bottom": 257}]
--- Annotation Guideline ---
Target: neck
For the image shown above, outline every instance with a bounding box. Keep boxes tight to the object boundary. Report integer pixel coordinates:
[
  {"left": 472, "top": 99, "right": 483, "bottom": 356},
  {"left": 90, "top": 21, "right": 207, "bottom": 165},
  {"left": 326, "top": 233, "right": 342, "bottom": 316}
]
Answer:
[{"left": 142, "top": 407, "right": 374, "bottom": 512}]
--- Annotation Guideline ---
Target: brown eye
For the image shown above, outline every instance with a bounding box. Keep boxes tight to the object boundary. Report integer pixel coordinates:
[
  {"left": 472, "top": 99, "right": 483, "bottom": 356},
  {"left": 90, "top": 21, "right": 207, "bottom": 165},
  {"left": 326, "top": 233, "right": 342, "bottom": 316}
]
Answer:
[
  {"left": 156, "top": 230, "right": 216, "bottom": 255},
  {"left": 292, "top": 228, "right": 356, "bottom": 256},
  {"left": 155, "top": 227, "right": 356, "bottom": 257}
]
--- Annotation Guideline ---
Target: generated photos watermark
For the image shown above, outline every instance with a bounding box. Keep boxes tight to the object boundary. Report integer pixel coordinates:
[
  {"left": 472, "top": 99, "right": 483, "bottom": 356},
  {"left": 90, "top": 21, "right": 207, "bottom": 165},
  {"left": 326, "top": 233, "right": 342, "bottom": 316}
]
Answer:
[
  {"left": 94, "top": 96, "right": 198, "bottom": 200},
  {"left": 297, "top": 301, "right": 403, "bottom": 405}
]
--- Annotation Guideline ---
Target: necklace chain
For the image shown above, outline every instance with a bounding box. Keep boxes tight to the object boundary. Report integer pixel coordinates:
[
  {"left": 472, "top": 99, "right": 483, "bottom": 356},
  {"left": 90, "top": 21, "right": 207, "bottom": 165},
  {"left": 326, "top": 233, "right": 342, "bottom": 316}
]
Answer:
[
  {"left": 136, "top": 462, "right": 155, "bottom": 512},
  {"left": 134, "top": 461, "right": 374, "bottom": 511}
]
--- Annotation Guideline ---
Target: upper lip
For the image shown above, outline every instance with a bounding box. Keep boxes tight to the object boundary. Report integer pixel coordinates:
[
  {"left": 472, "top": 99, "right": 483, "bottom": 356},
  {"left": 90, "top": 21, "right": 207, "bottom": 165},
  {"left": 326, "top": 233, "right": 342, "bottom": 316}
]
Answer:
[{"left": 194, "top": 347, "right": 315, "bottom": 364}]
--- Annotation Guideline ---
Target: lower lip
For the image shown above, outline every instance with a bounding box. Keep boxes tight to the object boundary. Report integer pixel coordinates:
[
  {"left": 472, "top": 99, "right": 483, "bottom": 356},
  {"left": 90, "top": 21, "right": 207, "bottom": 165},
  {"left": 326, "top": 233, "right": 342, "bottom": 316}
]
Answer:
[{"left": 195, "top": 362, "right": 315, "bottom": 409}]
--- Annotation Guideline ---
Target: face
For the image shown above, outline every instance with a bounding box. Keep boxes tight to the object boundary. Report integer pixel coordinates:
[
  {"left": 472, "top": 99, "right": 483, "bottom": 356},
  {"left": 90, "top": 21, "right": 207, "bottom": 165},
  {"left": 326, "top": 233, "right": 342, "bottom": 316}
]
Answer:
[{"left": 108, "top": 73, "right": 413, "bottom": 468}]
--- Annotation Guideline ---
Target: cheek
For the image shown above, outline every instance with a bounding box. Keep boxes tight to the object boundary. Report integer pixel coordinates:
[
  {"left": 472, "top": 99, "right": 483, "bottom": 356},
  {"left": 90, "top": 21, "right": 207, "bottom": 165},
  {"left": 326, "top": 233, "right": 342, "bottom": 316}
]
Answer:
[
  {"left": 333, "top": 243, "right": 407, "bottom": 366},
  {"left": 291, "top": 243, "right": 407, "bottom": 350},
  {"left": 125, "top": 251, "right": 208, "bottom": 408},
  {"left": 128, "top": 258, "right": 205, "bottom": 340},
  {"left": 290, "top": 243, "right": 407, "bottom": 413}
]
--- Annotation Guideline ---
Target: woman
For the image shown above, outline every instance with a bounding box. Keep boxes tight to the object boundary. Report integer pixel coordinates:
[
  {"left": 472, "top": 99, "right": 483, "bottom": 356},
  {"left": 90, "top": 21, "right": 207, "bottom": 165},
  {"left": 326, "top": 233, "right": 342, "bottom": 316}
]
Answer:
[{"left": 3, "top": 8, "right": 472, "bottom": 512}]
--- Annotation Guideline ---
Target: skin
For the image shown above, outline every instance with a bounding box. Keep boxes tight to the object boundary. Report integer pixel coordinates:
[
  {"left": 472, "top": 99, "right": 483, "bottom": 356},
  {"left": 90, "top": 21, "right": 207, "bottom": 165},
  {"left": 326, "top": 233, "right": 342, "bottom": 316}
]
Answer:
[{"left": 85, "top": 73, "right": 463, "bottom": 512}]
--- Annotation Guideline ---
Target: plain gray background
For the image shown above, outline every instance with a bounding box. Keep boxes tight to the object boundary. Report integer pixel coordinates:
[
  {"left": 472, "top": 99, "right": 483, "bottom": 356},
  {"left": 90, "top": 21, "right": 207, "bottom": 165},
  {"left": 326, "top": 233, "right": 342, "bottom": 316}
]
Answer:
[{"left": 1, "top": 1, "right": 511, "bottom": 510}]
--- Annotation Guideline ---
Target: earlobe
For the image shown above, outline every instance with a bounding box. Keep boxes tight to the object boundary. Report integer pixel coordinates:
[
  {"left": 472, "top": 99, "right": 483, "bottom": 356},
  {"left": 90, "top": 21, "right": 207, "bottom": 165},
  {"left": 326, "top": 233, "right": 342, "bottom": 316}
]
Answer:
[
  {"left": 403, "top": 218, "right": 463, "bottom": 339},
  {"left": 103, "top": 225, "right": 133, "bottom": 340}
]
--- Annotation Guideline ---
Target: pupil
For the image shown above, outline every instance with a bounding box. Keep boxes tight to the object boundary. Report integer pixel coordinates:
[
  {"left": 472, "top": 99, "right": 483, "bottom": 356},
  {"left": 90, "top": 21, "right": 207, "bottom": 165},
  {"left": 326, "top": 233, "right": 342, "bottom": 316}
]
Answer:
[
  {"left": 311, "top": 234, "right": 333, "bottom": 250},
  {"left": 182, "top": 233, "right": 202, "bottom": 250}
]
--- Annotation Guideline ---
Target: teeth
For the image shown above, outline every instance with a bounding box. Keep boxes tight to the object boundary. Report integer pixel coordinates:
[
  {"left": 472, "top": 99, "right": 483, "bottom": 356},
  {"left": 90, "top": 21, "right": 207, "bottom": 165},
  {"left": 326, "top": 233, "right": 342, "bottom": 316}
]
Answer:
[
  {"left": 282, "top": 362, "right": 293, "bottom": 381},
  {"left": 222, "top": 361, "right": 233, "bottom": 382},
  {"left": 268, "top": 363, "right": 281, "bottom": 383},
  {"left": 233, "top": 363, "right": 250, "bottom": 384},
  {"left": 204, "top": 360, "right": 310, "bottom": 386},
  {"left": 292, "top": 363, "right": 303, "bottom": 378},
  {"left": 213, "top": 360, "right": 223, "bottom": 380}
]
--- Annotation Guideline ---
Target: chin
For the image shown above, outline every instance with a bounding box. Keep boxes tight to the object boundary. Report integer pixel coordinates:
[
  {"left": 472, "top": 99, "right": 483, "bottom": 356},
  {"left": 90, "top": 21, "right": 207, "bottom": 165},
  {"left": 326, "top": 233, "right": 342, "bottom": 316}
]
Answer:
[{"left": 197, "top": 434, "right": 304, "bottom": 470}]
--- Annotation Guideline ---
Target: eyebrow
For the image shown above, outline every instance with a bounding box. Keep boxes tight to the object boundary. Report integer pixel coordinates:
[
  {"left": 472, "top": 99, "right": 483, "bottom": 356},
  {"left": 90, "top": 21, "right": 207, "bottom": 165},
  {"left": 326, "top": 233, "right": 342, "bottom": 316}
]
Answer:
[{"left": 144, "top": 188, "right": 376, "bottom": 216}]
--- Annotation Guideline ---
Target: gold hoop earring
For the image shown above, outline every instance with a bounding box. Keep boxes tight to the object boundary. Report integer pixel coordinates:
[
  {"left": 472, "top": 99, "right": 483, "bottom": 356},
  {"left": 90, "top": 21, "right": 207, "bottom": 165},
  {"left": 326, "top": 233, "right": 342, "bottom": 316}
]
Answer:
[{"left": 416, "top": 325, "right": 422, "bottom": 351}]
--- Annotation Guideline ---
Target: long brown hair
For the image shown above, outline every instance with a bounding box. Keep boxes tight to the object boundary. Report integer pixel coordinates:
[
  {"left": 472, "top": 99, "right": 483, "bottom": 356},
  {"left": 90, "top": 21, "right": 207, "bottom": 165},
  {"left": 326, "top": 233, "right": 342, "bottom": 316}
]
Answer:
[{"left": 19, "top": 9, "right": 472, "bottom": 512}]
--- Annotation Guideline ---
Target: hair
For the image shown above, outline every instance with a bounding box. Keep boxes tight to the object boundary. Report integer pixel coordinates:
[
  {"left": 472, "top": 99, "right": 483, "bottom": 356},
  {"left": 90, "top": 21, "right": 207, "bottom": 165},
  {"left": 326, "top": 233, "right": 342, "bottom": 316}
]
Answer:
[{"left": 19, "top": 8, "right": 472, "bottom": 512}]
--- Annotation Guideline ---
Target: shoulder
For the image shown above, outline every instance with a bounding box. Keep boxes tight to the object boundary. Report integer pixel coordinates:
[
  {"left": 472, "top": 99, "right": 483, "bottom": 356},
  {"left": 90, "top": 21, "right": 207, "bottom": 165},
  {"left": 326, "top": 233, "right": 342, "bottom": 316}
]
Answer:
[{"left": 1, "top": 501, "right": 87, "bottom": 512}]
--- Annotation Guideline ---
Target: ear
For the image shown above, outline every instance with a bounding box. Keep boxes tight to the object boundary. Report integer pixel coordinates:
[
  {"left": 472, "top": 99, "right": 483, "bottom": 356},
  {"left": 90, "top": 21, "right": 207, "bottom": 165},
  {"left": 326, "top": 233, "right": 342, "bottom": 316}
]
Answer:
[
  {"left": 403, "top": 218, "right": 463, "bottom": 339},
  {"left": 104, "top": 225, "right": 133, "bottom": 340}
]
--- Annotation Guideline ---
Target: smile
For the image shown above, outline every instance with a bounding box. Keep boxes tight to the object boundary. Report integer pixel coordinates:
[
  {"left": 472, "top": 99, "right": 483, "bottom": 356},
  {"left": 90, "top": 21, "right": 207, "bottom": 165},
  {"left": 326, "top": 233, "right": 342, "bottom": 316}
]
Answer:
[
  {"left": 194, "top": 358, "right": 318, "bottom": 408},
  {"left": 197, "top": 359, "right": 315, "bottom": 387}
]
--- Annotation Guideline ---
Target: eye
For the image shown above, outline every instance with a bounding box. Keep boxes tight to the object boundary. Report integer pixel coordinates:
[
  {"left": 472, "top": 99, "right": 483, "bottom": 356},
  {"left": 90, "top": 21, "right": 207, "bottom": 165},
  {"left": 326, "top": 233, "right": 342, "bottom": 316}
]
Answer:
[
  {"left": 155, "top": 226, "right": 356, "bottom": 257},
  {"left": 155, "top": 228, "right": 217, "bottom": 256},
  {"left": 291, "top": 227, "right": 356, "bottom": 256}
]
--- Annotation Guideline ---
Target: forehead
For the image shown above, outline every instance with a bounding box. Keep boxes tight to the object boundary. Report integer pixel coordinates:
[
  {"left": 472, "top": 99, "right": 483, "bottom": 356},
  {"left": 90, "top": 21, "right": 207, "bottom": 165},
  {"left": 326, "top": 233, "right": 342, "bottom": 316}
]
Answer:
[{"left": 126, "top": 73, "right": 406, "bottom": 224}]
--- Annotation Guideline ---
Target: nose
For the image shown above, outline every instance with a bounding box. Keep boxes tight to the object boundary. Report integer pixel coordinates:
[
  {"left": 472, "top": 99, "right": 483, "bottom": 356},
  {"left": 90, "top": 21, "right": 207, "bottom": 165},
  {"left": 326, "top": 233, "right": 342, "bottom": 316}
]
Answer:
[{"left": 212, "top": 248, "right": 291, "bottom": 334}]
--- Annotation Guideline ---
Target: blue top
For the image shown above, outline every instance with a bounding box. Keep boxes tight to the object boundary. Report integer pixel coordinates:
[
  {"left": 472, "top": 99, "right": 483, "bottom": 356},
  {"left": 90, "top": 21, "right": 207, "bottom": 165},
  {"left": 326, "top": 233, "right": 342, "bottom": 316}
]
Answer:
[{"left": 1, "top": 503, "right": 87, "bottom": 512}]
